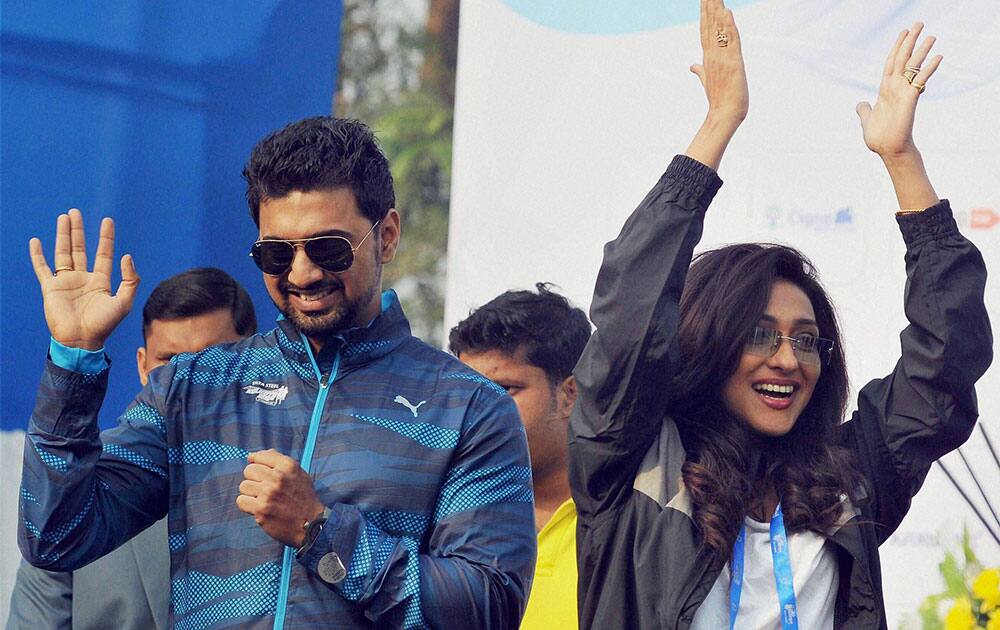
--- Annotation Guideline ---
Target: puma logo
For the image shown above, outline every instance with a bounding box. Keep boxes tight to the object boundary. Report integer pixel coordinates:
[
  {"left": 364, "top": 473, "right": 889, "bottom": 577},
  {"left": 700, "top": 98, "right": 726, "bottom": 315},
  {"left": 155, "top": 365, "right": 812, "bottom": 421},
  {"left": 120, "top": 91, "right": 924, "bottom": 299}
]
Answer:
[{"left": 393, "top": 395, "right": 427, "bottom": 418}]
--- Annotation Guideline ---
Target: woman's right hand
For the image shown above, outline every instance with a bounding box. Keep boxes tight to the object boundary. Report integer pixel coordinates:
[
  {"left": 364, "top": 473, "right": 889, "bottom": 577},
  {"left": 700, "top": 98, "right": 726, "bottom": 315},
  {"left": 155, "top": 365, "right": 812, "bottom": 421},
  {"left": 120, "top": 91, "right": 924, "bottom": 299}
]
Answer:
[
  {"left": 29, "top": 209, "right": 140, "bottom": 351},
  {"left": 685, "top": 0, "right": 748, "bottom": 170}
]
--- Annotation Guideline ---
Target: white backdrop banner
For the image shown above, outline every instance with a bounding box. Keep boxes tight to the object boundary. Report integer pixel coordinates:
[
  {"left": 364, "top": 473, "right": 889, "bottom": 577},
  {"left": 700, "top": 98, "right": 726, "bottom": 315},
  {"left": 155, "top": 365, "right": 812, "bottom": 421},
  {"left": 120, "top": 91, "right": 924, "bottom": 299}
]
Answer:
[{"left": 447, "top": 1, "right": 1000, "bottom": 626}]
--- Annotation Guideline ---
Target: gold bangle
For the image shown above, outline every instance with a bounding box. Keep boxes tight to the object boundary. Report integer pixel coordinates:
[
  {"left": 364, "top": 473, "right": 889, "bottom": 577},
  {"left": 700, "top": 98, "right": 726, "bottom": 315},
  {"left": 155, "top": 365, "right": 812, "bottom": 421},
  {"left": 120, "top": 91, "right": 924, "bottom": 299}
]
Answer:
[{"left": 896, "top": 208, "right": 927, "bottom": 216}]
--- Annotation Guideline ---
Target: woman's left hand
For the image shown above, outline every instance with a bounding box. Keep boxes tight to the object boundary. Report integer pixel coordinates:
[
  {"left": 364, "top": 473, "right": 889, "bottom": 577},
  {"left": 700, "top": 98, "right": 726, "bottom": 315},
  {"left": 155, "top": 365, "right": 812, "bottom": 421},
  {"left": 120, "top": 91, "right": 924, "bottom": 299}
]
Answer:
[{"left": 856, "top": 22, "right": 941, "bottom": 160}]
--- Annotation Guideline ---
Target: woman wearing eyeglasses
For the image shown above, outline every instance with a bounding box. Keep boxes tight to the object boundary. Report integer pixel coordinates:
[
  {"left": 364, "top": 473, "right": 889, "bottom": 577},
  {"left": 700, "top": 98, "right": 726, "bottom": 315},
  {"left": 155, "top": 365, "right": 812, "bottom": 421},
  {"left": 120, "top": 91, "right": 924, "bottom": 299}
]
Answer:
[{"left": 569, "top": 1, "right": 992, "bottom": 629}]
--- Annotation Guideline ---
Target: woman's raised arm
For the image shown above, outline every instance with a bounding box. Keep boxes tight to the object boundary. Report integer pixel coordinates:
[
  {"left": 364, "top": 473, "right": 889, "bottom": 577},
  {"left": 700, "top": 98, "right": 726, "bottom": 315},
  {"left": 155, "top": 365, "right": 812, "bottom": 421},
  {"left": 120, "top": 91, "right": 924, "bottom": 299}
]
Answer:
[
  {"left": 569, "top": 0, "right": 744, "bottom": 521},
  {"left": 844, "top": 25, "right": 992, "bottom": 540}
]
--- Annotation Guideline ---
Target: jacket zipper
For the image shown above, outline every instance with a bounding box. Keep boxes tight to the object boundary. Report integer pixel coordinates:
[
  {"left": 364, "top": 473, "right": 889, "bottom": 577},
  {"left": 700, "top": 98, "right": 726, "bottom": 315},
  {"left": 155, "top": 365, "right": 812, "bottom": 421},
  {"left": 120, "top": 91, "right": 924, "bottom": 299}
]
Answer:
[{"left": 272, "top": 341, "right": 341, "bottom": 630}]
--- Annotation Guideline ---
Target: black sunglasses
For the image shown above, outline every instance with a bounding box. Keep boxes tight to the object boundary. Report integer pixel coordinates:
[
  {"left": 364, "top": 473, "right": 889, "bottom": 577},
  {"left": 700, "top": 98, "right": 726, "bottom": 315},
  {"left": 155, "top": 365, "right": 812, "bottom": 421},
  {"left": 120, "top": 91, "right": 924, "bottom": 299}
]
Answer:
[{"left": 249, "top": 221, "right": 379, "bottom": 275}]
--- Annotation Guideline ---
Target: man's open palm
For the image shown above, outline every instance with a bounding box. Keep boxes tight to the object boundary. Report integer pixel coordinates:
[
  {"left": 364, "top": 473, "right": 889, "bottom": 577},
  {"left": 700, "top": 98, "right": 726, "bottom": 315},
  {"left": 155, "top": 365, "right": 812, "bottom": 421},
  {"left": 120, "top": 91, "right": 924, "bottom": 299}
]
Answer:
[{"left": 29, "top": 209, "right": 140, "bottom": 350}]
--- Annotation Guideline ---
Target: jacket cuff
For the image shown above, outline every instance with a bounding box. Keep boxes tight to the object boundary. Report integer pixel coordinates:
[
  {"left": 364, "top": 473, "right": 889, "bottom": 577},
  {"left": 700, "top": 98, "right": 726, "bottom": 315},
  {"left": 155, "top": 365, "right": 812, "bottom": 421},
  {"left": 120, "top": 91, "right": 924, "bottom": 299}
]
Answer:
[
  {"left": 896, "top": 199, "right": 958, "bottom": 248},
  {"left": 49, "top": 338, "right": 108, "bottom": 374},
  {"left": 298, "top": 503, "right": 350, "bottom": 588},
  {"left": 662, "top": 154, "right": 724, "bottom": 210},
  {"left": 32, "top": 360, "right": 109, "bottom": 437}
]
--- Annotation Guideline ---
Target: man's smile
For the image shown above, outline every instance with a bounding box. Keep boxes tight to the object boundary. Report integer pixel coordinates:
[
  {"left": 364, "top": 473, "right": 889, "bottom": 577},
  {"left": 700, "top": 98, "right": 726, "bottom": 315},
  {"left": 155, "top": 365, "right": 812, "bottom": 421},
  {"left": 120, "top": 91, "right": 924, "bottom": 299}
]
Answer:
[{"left": 282, "top": 280, "right": 344, "bottom": 314}]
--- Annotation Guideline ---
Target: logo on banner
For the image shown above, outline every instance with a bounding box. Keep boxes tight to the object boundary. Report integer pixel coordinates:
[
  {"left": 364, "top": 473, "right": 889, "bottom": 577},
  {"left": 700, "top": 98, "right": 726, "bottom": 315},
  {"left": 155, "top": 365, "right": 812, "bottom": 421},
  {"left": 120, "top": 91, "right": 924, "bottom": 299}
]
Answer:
[
  {"left": 765, "top": 205, "right": 997, "bottom": 233},
  {"left": 969, "top": 207, "right": 999, "bottom": 230},
  {"left": 950, "top": 207, "right": 999, "bottom": 232},
  {"left": 764, "top": 204, "right": 854, "bottom": 231}
]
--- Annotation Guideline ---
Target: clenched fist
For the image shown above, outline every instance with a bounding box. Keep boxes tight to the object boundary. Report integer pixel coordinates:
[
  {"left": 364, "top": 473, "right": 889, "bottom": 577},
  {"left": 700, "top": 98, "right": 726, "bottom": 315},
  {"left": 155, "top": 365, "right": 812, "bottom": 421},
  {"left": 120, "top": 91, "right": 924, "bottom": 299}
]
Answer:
[{"left": 236, "top": 449, "right": 325, "bottom": 548}]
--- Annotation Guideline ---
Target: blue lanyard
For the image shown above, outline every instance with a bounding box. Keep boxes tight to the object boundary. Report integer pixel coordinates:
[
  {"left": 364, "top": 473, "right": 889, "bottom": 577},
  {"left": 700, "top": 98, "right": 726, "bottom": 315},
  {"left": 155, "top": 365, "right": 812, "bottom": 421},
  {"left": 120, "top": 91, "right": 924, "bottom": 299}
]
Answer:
[{"left": 729, "top": 502, "right": 799, "bottom": 630}]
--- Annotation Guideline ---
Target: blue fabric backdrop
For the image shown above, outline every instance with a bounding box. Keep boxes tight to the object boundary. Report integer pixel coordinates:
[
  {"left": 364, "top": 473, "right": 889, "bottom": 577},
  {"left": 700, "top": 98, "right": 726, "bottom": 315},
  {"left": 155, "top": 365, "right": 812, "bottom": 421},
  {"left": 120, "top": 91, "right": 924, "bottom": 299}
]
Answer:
[{"left": 1, "top": 1, "right": 343, "bottom": 431}]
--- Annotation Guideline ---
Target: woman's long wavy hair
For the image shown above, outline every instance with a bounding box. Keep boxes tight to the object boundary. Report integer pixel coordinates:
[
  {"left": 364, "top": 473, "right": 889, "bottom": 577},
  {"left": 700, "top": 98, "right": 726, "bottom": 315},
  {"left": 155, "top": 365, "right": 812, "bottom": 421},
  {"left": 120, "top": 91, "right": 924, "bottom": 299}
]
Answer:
[{"left": 672, "top": 243, "right": 867, "bottom": 558}]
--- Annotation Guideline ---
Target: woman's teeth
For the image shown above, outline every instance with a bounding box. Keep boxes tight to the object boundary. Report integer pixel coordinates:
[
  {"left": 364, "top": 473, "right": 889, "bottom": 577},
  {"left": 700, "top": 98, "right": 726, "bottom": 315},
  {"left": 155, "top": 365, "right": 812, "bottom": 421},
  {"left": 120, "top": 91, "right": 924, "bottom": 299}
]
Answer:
[{"left": 753, "top": 383, "right": 795, "bottom": 398}]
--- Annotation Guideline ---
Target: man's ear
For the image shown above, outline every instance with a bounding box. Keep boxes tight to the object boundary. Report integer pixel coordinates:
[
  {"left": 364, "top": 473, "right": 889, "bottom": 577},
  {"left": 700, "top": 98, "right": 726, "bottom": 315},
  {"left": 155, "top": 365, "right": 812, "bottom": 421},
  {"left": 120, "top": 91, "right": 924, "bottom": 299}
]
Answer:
[
  {"left": 378, "top": 209, "right": 401, "bottom": 264},
  {"left": 136, "top": 347, "right": 149, "bottom": 387},
  {"left": 556, "top": 375, "right": 578, "bottom": 419}
]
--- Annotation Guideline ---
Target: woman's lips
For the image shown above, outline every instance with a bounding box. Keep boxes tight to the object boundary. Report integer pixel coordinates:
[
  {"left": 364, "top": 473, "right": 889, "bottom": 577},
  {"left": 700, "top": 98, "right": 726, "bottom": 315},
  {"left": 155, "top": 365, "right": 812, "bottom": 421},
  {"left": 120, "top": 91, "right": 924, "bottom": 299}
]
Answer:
[{"left": 756, "top": 390, "right": 794, "bottom": 410}]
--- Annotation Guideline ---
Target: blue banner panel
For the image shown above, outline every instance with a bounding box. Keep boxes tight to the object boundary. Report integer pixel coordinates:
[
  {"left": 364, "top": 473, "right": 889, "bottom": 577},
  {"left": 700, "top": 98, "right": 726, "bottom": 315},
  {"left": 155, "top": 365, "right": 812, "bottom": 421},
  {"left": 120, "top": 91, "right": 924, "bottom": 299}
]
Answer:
[{"left": 1, "top": 0, "right": 343, "bottom": 430}]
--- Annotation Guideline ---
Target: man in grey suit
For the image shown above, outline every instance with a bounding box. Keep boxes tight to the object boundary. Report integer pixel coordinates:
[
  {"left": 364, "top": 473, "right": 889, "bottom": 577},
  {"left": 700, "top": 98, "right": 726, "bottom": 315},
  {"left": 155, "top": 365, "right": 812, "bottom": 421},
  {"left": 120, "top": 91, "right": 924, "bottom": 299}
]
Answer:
[{"left": 6, "top": 267, "right": 256, "bottom": 630}]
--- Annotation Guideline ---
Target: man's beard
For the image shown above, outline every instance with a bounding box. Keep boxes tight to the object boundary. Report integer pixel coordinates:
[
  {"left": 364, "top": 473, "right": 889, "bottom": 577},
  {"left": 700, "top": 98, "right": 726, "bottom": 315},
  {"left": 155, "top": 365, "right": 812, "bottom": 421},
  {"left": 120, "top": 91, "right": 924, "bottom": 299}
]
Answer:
[{"left": 277, "top": 263, "right": 381, "bottom": 339}]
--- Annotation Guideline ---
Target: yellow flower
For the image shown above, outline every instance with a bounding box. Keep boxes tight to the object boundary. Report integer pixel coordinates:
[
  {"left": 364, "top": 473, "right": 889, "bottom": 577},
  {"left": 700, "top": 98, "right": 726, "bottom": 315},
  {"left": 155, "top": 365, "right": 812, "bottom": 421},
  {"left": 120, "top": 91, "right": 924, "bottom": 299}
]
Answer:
[
  {"left": 945, "top": 596, "right": 977, "bottom": 630},
  {"left": 987, "top": 609, "right": 1000, "bottom": 630},
  {"left": 974, "top": 569, "right": 1000, "bottom": 613}
]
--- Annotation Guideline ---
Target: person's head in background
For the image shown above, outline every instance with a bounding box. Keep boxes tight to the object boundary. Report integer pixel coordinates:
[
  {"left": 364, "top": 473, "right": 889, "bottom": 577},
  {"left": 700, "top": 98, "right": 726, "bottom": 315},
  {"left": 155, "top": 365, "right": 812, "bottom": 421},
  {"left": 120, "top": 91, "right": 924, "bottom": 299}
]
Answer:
[
  {"left": 449, "top": 283, "right": 591, "bottom": 511},
  {"left": 137, "top": 267, "right": 257, "bottom": 385}
]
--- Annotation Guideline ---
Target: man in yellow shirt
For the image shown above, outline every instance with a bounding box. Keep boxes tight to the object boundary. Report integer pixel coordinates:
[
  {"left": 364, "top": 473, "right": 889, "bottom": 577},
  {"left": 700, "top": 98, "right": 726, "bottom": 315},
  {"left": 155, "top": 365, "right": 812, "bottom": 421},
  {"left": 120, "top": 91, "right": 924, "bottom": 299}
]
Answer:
[{"left": 450, "top": 283, "right": 591, "bottom": 629}]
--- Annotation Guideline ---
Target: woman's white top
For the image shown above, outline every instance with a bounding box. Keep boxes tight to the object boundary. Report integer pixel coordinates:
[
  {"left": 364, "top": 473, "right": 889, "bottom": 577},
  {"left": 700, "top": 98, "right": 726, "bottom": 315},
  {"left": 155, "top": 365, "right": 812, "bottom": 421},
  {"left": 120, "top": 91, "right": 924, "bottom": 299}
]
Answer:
[{"left": 690, "top": 516, "right": 837, "bottom": 629}]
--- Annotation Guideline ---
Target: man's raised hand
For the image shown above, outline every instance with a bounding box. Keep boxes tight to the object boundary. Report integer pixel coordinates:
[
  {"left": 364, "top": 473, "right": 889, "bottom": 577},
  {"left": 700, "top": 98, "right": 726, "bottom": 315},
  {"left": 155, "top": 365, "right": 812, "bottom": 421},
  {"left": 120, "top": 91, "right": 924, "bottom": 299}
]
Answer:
[{"left": 29, "top": 209, "right": 139, "bottom": 351}]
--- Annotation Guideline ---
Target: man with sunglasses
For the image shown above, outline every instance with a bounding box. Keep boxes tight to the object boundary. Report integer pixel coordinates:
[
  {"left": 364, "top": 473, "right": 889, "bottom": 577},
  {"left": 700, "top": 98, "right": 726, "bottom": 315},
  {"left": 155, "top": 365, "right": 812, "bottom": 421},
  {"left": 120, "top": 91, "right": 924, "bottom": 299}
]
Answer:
[{"left": 19, "top": 117, "right": 535, "bottom": 629}]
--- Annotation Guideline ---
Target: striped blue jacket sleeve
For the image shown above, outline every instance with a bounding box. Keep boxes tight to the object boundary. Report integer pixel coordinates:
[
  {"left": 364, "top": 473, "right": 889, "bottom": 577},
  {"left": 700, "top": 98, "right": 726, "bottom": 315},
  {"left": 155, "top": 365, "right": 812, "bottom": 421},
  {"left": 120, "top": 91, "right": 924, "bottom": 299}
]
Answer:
[
  {"left": 18, "top": 360, "right": 169, "bottom": 571},
  {"left": 297, "top": 387, "right": 537, "bottom": 629}
]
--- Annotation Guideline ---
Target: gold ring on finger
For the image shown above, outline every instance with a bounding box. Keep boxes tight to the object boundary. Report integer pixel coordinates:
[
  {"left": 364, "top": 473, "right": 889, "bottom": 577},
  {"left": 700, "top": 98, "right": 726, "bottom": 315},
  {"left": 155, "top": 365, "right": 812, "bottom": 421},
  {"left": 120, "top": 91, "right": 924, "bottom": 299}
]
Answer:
[
  {"left": 911, "top": 81, "right": 926, "bottom": 94},
  {"left": 54, "top": 266, "right": 73, "bottom": 274},
  {"left": 715, "top": 30, "right": 730, "bottom": 47},
  {"left": 903, "top": 68, "right": 919, "bottom": 83}
]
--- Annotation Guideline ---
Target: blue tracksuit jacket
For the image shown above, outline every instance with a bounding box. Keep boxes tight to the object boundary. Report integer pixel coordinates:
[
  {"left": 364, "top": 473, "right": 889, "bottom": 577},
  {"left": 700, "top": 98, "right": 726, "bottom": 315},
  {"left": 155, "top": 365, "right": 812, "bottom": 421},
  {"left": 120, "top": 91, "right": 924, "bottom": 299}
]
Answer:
[{"left": 19, "top": 291, "right": 536, "bottom": 629}]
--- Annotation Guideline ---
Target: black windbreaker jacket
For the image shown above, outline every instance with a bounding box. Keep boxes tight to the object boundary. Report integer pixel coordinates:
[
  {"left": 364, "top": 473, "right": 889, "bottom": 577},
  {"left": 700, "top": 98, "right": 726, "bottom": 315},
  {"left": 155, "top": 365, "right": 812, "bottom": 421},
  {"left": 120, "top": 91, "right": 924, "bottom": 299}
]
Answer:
[{"left": 568, "top": 155, "right": 992, "bottom": 629}]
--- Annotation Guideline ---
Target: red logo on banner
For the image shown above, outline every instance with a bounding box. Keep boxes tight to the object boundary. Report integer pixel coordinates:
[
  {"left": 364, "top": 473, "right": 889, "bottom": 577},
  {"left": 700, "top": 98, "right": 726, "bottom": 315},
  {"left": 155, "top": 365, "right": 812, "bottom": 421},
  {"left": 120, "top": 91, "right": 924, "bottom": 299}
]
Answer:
[{"left": 970, "top": 207, "right": 999, "bottom": 230}]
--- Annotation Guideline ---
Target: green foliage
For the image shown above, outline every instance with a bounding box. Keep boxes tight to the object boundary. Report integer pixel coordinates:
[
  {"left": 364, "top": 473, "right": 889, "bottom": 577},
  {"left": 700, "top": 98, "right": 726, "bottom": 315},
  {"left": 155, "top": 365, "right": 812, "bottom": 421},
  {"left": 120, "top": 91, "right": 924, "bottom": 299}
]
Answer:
[
  {"left": 336, "top": 0, "right": 455, "bottom": 345},
  {"left": 918, "top": 594, "right": 945, "bottom": 630},
  {"left": 374, "top": 91, "right": 452, "bottom": 344},
  {"left": 941, "top": 550, "right": 969, "bottom": 597},
  {"left": 962, "top": 527, "right": 979, "bottom": 568}
]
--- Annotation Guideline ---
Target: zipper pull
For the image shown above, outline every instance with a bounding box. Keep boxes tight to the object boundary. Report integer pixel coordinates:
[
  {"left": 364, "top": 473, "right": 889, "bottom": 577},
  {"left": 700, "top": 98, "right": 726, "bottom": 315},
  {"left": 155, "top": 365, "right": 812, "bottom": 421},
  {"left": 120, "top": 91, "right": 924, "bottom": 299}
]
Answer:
[{"left": 319, "top": 373, "right": 330, "bottom": 389}]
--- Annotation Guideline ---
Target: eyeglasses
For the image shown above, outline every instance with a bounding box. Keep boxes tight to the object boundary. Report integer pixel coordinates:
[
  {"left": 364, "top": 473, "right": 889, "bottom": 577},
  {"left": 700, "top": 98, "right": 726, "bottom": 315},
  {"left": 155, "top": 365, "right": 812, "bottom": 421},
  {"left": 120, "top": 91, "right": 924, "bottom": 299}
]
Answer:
[
  {"left": 249, "top": 221, "right": 380, "bottom": 275},
  {"left": 744, "top": 326, "right": 834, "bottom": 366}
]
